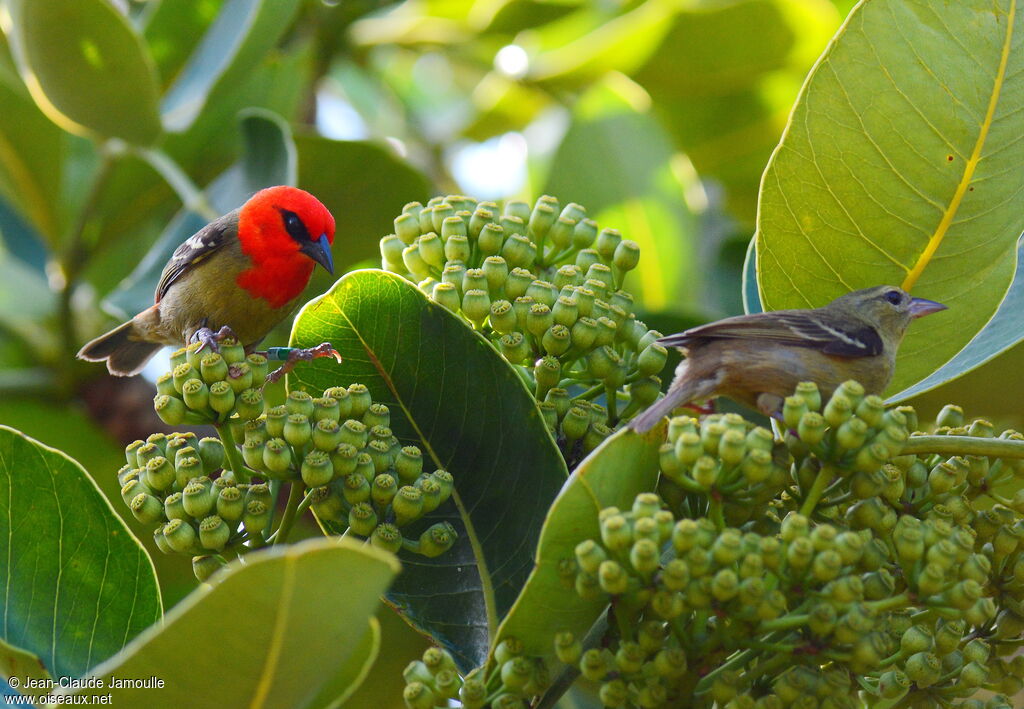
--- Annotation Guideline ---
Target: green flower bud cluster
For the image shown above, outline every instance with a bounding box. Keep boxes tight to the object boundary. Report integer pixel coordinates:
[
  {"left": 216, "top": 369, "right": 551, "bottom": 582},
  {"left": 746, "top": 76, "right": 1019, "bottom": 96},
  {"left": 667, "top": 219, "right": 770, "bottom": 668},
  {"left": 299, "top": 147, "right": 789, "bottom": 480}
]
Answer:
[
  {"left": 153, "top": 340, "right": 269, "bottom": 426},
  {"left": 380, "top": 195, "right": 665, "bottom": 459},
  {"left": 538, "top": 382, "right": 1024, "bottom": 708},
  {"left": 118, "top": 431, "right": 238, "bottom": 576},
  {"left": 402, "top": 639, "right": 549, "bottom": 709},
  {"left": 235, "top": 385, "right": 458, "bottom": 557}
]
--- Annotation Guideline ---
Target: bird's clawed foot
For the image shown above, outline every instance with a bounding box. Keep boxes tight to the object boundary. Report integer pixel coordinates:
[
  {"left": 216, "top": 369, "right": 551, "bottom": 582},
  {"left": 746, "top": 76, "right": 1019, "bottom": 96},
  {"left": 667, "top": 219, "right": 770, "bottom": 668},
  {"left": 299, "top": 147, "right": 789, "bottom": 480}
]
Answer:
[
  {"left": 263, "top": 342, "right": 342, "bottom": 385},
  {"left": 192, "top": 325, "right": 238, "bottom": 354}
]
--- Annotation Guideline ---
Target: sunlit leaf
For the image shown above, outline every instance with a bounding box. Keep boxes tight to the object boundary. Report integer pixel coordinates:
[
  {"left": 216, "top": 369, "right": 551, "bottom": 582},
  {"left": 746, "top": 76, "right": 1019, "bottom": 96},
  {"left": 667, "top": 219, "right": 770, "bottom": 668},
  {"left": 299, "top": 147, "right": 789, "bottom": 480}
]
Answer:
[
  {"left": 5, "top": 0, "right": 162, "bottom": 144},
  {"left": 493, "top": 427, "right": 663, "bottom": 664},
  {"left": 756, "top": 0, "right": 1024, "bottom": 395},
  {"left": 59, "top": 539, "right": 398, "bottom": 707}
]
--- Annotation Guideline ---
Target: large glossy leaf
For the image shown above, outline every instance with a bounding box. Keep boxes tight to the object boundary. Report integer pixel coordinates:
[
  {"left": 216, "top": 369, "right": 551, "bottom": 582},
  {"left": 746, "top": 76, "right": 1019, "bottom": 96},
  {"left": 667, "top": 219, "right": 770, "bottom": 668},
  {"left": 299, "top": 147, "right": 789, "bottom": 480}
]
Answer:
[
  {"left": 290, "top": 270, "right": 569, "bottom": 670},
  {"left": 756, "top": 0, "right": 1024, "bottom": 395},
  {"left": 892, "top": 236, "right": 1024, "bottom": 401},
  {"left": 544, "top": 74, "right": 699, "bottom": 313},
  {"left": 57, "top": 538, "right": 399, "bottom": 707},
  {"left": 493, "top": 427, "right": 663, "bottom": 664},
  {"left": 4, "top": 0, "right": 162, "bottom": 145},
  {"left": 103, "top": 109, "right": 295, "bottom": 319},
  {"left": 160, "top": 0, "right": 302, "bottom": 132},
  {"left": 0, "top": 67, "right": 63, "bottom": 243},
  {"left": 0, "top": 426, "right": 161, "bottom": 679},
  {"left": 633, "top": 0, "right": 839, "bottom": 223}
]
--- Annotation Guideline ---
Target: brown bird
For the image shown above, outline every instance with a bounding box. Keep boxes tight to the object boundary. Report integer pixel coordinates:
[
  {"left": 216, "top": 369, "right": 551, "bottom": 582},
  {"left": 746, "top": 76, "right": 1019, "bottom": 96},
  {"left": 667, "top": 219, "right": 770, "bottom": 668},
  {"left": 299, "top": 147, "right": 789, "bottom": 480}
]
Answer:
[{"left": 629, "top": 285, "right": 946, "bottom": 432}]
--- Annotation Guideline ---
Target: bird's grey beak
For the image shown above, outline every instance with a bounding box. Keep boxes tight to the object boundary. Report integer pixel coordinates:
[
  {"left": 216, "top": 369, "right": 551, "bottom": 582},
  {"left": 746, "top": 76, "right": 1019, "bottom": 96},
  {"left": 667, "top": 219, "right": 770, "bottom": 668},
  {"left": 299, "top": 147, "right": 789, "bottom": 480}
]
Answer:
[
  {"left": 301, "top": 233, "right": 334, "bottom": 274},
  {"left": 908, "top": 297, "right": 946, "bottom": 318}
]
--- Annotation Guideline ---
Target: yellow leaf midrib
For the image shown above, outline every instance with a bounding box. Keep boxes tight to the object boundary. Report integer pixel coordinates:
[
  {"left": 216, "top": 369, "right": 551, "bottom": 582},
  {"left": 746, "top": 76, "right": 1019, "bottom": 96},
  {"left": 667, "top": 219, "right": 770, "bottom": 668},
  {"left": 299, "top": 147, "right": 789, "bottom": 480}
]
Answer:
[{"left": 902, "top": 0, "right": 1016, "bottom": 292}]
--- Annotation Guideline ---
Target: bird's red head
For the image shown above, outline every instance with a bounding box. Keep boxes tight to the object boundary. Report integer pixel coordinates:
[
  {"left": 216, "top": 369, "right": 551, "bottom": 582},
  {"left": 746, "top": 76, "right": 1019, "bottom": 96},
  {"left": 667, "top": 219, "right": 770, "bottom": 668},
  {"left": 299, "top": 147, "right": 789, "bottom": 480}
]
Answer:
[{"left": 236, "top": 186, "right": 336, "bottom": 308}]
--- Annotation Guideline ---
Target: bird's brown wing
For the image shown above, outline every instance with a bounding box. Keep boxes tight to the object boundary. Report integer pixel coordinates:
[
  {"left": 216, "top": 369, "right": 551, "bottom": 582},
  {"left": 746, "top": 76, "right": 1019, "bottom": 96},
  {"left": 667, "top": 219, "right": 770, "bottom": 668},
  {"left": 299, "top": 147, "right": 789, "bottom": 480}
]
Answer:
[
  {"left": 658, "top": 310, "right": 883, "bottom": 358},
  {"left": 155, "top": 210, "right": 239, "bottom": 303}
]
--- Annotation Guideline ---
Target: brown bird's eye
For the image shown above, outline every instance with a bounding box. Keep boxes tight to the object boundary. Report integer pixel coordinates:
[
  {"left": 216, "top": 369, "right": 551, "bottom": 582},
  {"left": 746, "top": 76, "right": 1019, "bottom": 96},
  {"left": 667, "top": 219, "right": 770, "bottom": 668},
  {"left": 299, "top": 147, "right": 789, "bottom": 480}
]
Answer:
[{"left": 884, "top": 289, "right": 902, "bottom": 305}]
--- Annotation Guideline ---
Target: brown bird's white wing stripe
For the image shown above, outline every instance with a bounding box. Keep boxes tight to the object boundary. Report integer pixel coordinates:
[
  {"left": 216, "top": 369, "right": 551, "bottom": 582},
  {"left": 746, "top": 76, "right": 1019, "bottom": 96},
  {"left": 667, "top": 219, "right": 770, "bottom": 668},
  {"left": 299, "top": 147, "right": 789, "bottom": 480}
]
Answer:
[
  {"left": 658, "top": 310, "right": 883, "bottom": 358},
  {"left": 155, "top": 211, "right": 238, "bottom": 302}
]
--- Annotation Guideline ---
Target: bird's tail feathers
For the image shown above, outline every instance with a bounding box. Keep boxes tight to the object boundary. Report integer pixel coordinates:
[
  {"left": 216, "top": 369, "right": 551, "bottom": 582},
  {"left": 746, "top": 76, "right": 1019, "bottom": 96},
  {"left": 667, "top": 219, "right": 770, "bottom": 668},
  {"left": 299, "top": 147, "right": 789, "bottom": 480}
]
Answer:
[
  {"left": 77, "top": 316, "right": 162, "bottom": 377},
  {"left": 629, "top": 374, "right": 719, "bottom": 433}
]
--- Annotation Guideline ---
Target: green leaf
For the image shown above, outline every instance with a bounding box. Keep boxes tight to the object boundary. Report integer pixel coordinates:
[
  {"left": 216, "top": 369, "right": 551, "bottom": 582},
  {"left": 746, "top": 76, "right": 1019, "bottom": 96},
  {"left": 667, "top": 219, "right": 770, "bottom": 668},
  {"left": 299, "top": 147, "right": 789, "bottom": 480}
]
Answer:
[
  {"left": 103, "top": 109, "right": 295, "bottom": 319},
  {"left": 543, "top": 74, "right": 699, "bottom": 313},
  {"left": 308, "top": 618, "right": 380, "bottom": 709},
  {"left": 4, "top": 0, "right": 162, "bottom": 145},
  {"left": 0, "top": 425, "right": 162, "bottom": 679},
  {"left": 58, "top": 538, "right": 399, "bottom": 707},
  {"left": 294, "top": 133, "right": 431, "bottom": 275},
  {"left": 755, "top": 0, "right": 1024, "bottom": 395},
  {"left": 891, "top": 236, "right": 1024, "bottom": 401},
  {"left": 290, "top": 270, "right": 569, "bottom": 670},
  {"left": 493, "top": 427, "right": 663, "bottom": 663},
  {"left": 160, "top": 0, "right": 302, "bottom": 132},
  {"left": 0, "top": 67, "right": 63, "bottom": 242}
]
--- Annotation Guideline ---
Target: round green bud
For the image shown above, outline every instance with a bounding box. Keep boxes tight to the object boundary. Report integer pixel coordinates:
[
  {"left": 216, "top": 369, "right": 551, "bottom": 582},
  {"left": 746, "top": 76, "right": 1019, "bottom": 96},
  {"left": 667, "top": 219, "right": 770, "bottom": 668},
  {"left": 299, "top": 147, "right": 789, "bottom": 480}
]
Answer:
[
  {"left": 594, "top": 228, "right": 621, "bottom": 260},
  {"left": 431, "top": 282, "right": 460, "bottom": 312},
  {"left": 477, "top": 255, "right": 507, "bottom": 293},
  {"left": 172, "top": 362, "right": 197, "bottom": 394},
  {"left": 192, "top": 554, "right": 226, "bottom": 583},
  {"left": 182, "top": 477, "right": 216, "bottom": 518},
  {"left": 370, "top": 523, "right": 403, "bottom": 553},
  {"left": 877, "top": 669, "right": 910, "bottom": 699},
  {"left": 417, "top": 233, "right": 445, "bottom": 270},
  {"left": 246, "top": 353, "right": 269, "bottom": 382},
  {"left": 234, "top": 387, "right": 265, "bottom": 421},
  {"left": 418, "top": 522, "right": 457, "bottom": 557},
  {"left": 461, "top": 288, "right": 491, "bottom": 325},
  {"left": 630, "top": 538, "right": 659, "bottom": 574},
  {"left": 280, "top": 409, "right": 311, "bottom": 448},
  {"left": 198, "top": 515, "right": 229, "bottom": 552},
  {"left": 443, "top": 232, "right": 470, "bottom": 263},
  {"left": 542, "top": 324, "right": 572, "bottom": 356},
  {"left": 301, "top": 450, "right": 334, "bottom": 488},
  {"left": 262, "top": 437, "right": 293, "bottom": 475},
  {"left": 523, "top": 281, "right": 556, "bottom": 310},
  {"left": 794, "top": 382, "right": 821, "bottom": 412},
  {"left": 163, "top": 518, "right": 198, "bottom": 554},
  {"left": 241, "top": 499, "right": 270, "bottom": 534},
  {"left": 347, "top": 502, "right": 377, "bottom": 537},
  {"left": 217, "top": 339, "right": 245, "bottom": 365},
  {"left": 144, "top": 455, "right": 175, "bottom": 492},
  {"left": 935, "top": 404, "right": 964, "bottom": 428},
  {"left": 129, "top": 492, "right": 164, "bottom": 525},
  {"left": 216, "top": 486, "right": 244, "bottom": 522},
  {"left": 196, "top": 437, "right": 224, "bottom": 474},
  {"left": 904, "top": 651, "right": 941, "bottom": 687},
  {"left": 855, "top": 395, "right": 885, "bottom": 428},
  {"left": 393, "top": 486, "right": 425, "bottom": 526},
  {"left": 782, "top": 395, "right": 809, "bottom": 430},
  {"left": 475, "top": 222, "right": 505, "bottom": 258},
  {"left": 497, "top": 331, "right": 529, "bottom": 364},
  {"left": 153, "top": 394, "right": 187, "bottom": 425},
  {"left": 285, "top": 390, "right": 315, "bottom": 417},
  {"left": 310, "top": 396, "right": 341, "bottom": 424},
  {"left": 500, "top": 233, "right": 535, "bottom": 269},
  {"left": 371, "top": 473, "right": 398, "bottom": 509},
  {"left": 402, "top": 681, "right": 436, "bottom": 709},
  {"left": 612, "top": 240, "right": 640, "bottom": 272},
  {"left": 265, "top": 405, "right": 288, "bottom": 438},
  {"left": 199, "top": 353, "right": 228, "bottom": 385},
  {"left": 823, "top": 393, "right": 853, "bottom": 427},
  {"left": 534, "top": 356, "right": 561, "bottom": 397},
  {"left": 339, "top": 419, "right": 368, "bottom": 449},
  {"left": 208, "top": 380, "right": 235, "bottom": 414}
]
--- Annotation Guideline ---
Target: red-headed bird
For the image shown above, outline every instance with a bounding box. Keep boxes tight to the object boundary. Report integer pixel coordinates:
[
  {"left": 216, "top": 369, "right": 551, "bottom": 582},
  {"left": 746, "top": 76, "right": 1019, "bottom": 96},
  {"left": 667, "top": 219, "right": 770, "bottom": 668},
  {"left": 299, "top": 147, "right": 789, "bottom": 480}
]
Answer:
[
  {"left": 79, "top": 186, "right": 338, "bottom": 376},
  {"left": 629, "top": 285, "right": 946, "bottom": 432}
]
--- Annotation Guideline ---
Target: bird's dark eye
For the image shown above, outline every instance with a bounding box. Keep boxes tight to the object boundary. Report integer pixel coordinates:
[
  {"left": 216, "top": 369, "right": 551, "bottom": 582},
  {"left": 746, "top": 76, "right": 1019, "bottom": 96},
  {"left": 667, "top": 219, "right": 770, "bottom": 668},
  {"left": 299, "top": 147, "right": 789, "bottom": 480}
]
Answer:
[
  {"left": 279, "top": 208, "right": 310, "bottom": 242},
  {"left": 884, "top": 289, "right": 902, "bottom": 305}
]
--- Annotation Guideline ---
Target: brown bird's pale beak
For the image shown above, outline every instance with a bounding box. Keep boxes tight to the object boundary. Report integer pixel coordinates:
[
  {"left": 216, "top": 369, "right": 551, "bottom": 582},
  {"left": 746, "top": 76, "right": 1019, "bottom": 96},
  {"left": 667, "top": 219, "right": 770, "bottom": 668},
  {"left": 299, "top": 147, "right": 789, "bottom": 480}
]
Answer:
[
  {"left": 300, "top": 233, "right": 334, "bottom": 274},
  {"left": 908, "top": 297, "right": 946, "bottom": 318}
]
